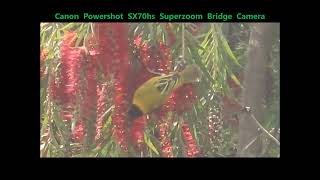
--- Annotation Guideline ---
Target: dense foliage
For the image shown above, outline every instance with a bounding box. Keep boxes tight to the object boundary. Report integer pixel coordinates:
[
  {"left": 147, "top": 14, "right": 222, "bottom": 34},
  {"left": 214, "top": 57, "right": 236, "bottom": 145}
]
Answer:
[{"left": 40, "top": 23, "right": 280, "bottom": 157}]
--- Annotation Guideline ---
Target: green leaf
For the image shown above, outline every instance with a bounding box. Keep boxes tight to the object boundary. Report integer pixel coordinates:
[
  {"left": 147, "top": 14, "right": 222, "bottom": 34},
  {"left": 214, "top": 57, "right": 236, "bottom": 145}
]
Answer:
[
  {"left": 147, "top": 23, "right": 155, "bottom": 45},
  {"left": 102, "top": 111, "right": 113, "bottom": 130},
  {"left": 226, "top": 65, "right": 244, "bottom": 89},
  {"left": 59, "top": 23, "right": 77, "bottom": 32},
  {"left": 185, "top": 30, "right": 204, "bottom": 50},
  {"left": 144, "top": 132, "right": 159, "bottom": 155},
  {"left": 148, "top": 132, "right": 161, "bottom": 146},
  {"left": 230, "top": 73, "right": 243, "bottom": 89},
  {"left": 47, "top": 29, "right": 57, "bottom": 49},
  {"left": 219, "top": 35, "right": 241, "bottom": 67},
  {"left": 75, "top": 24, "right": 88, "bottom": 47},
  {"left": 203, "top": 41, "right": 217, "bottom": 66},
  {"left": 41, "top": 115, "right": 49, "bottom": 136},
  {"left": 192, "top": 124, "right": 199, "bottom": 143},
  {"left": 129, "top": 23, "right": 138, "bottom": 36},
  {"left": 49, "top": 122, "right": 62, "bottom": 148},
  {"left": 141, "top": 24, "right": 149, "bottom": 40},
  {"left": 40, "top": 86, "right": 47, "bottom": 116},
  {"left": 52, "top": 109, "right": 67, "bottom": 133},
  {"left": 160, "top": 24, "right": 169, "bottom": 46},
  {"left": 187, "top": 44, "right": 215, "bottom": 86},
  {"left": 56, "top": 30, "right": 61, "bottom": 42}
]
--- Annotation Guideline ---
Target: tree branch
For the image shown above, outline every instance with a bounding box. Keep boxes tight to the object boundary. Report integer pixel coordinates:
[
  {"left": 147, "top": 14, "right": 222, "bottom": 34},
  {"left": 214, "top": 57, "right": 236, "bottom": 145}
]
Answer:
[{"left": 244, "top": 108, "right": 280, "bottom": 146}]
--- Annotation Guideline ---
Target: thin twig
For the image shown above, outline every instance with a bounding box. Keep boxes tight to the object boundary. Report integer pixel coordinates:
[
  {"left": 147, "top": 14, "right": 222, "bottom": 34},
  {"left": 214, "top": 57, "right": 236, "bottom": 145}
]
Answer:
[
  {"left": 260, "top": 127, "right": 278, "bottom": 156},
  {"left": 240, "top": 132, "right": 263, "bottom": 154},
  {"left": 99, "top": 105, "right": 115, "bottom": 121},
  {"left": 145, "top": 67, "right": 166, "bottom": 76},
  {"left": 182, "top": 23, "right": 185, "bottom": 61},
  {"left": 244, "top": 109, "right": 280, "bottom": 146},
  {"left": 250, "top": 113, "right": 280, "bottom": 146}
]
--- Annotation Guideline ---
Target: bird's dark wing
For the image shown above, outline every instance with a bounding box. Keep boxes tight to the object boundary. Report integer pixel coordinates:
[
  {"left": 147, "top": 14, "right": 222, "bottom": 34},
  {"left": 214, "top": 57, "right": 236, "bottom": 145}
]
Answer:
[{"left": 154, "top": 73, "right": 180, "bottom": 95}]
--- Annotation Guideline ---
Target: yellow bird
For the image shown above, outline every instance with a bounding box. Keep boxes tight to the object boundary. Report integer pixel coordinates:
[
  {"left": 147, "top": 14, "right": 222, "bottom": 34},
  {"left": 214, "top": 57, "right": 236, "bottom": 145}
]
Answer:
[{"left": 128, "top": 64, "right": 203, "bottom": 124}]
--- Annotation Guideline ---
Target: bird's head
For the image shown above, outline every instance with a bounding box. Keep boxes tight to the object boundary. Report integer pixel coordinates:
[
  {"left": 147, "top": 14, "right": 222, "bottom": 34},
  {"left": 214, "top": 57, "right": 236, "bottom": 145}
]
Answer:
[{"left": 179, "top": 64, "right": 203, "bottom": 84}]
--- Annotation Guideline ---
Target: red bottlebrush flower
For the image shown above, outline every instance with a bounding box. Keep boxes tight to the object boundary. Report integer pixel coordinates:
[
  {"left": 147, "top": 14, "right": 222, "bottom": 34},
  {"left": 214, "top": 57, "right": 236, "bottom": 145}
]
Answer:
[
  {"left": 182, "top": 122, "right": 199, "bottom": 157},
  {"left": 158, "top": 42, "right": 172, "bottom": 73},
  {"left": 40, "top": 49, "right": 48, "bottom": 62},
  {"left": 133, "top": 41, "right": 157, "bottom": 90},
  {"left": 59, "top": 31, "right": 85, "bottom": 123},
  {"left": 133, "top": 39, "right": 172, "bottom": 91},
  {"left": 157, "top": 120, "right": 174, "bottom": 157},
  {"left": 156, "top": 42, "right": 175, "bottom": 157},
  {"left": 157, "top": 99, "right": 174, "bottom": 158},
  {"left": 160, "top": 92, "right": 176, "bottom": 113},
  {"left": 132, "top": 35, "right": 155, "bottom": 91},
  {"left": 95, "top": 83, "right": 107, "bottom": 142},
  {"left": 161, "top": 139, "right": 174, "bottom": 157},
  {"left": 77, "top": 57, "right": 98, "bottom": 145},
  {"left": 112, "top": 83, "right": 129, "bottom": 152},
  {"left": 207, "top": 109, "right": 223, "bottom": 144},
  {"left": 90, "top": 24, "right": 114, "bottom": 78},
  {"left": 60, "top": 31, "right": 85, "bottom": 106},
  {"left": 171, "top": 84, "right": 197, "bottom": 115},
  {"left": 84, "top": 29, "right": 111, "bottom": 143},
  {"left": 133, "top": 36, "right": 142, "bottom": 47},
  {"left": 139, "top": 42, "right": 151, "bottom": 69},
  {"left": 129, "top": 116, "right": 147, "bottom": 151},
  {"left": 40, "top": 49, "right": 48, "bottom": 79},
  {"left": 157, "top": 96, "right": 174, "bottom": 157},
  {"left": 109, "top": 24, "right": 130, "bottom": 152},
  {"left": 71, "top": 119, "right": 85, "bottom": 143},
  {"left": 138, "top": 40, "right": 166, "bottom": 75},
  {"left": 81, "top": 61, "right": 97, "bottom": 121}
]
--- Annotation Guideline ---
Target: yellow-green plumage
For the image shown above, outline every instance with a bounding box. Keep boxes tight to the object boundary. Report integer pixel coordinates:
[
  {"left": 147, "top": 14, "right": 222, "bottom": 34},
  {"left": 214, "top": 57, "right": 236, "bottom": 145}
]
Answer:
[
  {"left": 129, "top": 64, "right": 202, "bottom": 121},
  {"left": 133, "top": 74, "right": 182, "bottom": 114}
]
